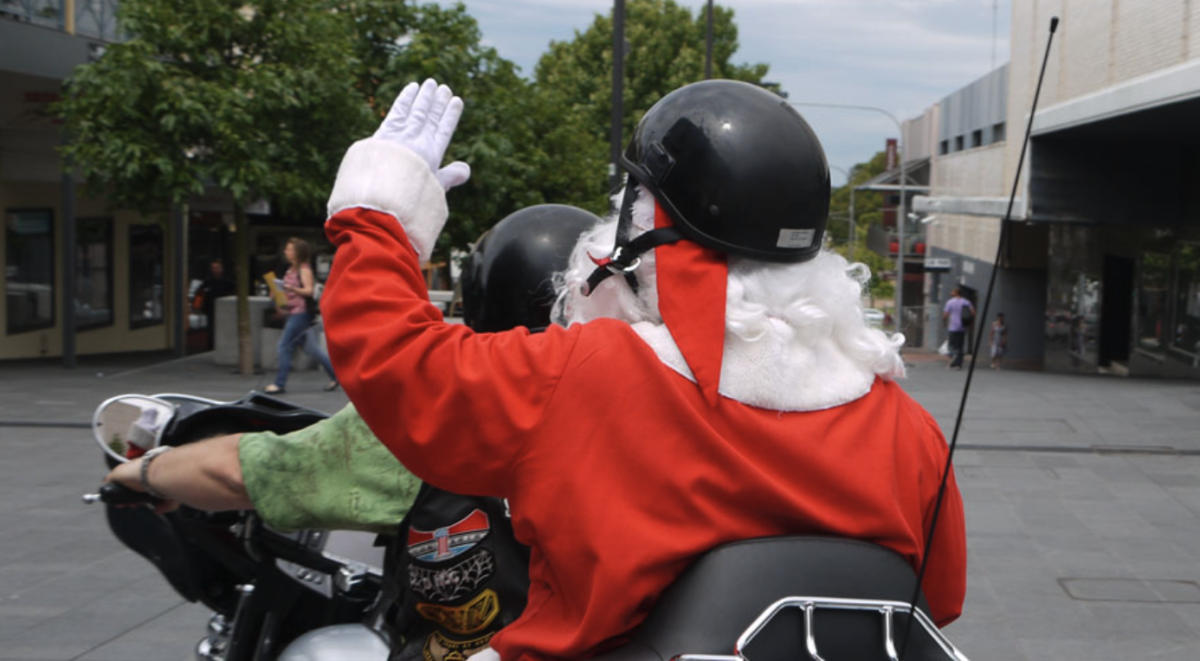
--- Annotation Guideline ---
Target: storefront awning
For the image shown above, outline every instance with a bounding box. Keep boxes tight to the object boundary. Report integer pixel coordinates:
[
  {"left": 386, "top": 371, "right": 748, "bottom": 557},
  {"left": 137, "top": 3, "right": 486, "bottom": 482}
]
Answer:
[
  {"left": 853, "top": 157, "right": 931, "bottom": 191},
  {"left": 912, "top": 195, "right": 1027, "bottom": 219}
]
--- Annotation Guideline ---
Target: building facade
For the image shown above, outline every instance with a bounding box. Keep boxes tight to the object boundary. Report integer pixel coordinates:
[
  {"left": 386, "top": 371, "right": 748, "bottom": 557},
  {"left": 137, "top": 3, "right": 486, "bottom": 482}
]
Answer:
[
  {"left": 1, "top": 2, "right": 338, "bottom": 362},
  {"left": 917, "top": 0, "right": 1200, "bottom": 378},
  {"left": 0, "top": 1, "right": 186, "bottom": 361}
]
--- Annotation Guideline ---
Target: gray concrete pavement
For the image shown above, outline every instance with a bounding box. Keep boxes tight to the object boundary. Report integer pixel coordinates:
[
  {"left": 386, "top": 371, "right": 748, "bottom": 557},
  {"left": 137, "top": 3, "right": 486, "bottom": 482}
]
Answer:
[{"left": 1, "top": 350, "right": 1199, "bottom": 659}]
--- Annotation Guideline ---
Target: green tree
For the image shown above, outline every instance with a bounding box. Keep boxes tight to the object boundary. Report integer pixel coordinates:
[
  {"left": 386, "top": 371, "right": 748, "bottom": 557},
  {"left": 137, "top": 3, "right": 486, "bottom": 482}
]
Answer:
[
  {"left": 828, "top": 151, "right": 894, "bottom": 304},
  {"left": 534, "top": 0, "right": 771, "bottom": 202},
  {"left": 353, "top": 2, "right": 610, "bottom": 257},
  {"left": 56, "top": 0, "right": 368, "bottom": 374},
  {"left": 375, "top": 2, "right": 550, "bottom": 255}
]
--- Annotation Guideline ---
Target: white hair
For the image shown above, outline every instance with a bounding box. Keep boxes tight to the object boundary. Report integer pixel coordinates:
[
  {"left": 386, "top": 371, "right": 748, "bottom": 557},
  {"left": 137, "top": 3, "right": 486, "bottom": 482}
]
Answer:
[
  {"left": 552, "top": 187, "right": 660, "bottom": 327},
  {"left": 723, "top": 252, "right": 906, "bottom": 381},
  {"left": 552, "top": 187, "right": 906, "bottom": 401}
]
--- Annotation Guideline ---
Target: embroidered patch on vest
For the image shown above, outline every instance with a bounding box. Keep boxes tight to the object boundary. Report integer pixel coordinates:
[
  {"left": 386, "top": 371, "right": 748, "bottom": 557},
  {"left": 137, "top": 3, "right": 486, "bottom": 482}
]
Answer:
[
  {"left": 408, "top": 549, "right": 496, "bottom": 602},
  {"left": 421, "top": 630, "right": 494, "bottom": 661},
  {"left": 408, "top": 509, "right": 491, "bottom": 563},
  {"left": 416, "top": 588, "right": 500, "bottom": 635}
]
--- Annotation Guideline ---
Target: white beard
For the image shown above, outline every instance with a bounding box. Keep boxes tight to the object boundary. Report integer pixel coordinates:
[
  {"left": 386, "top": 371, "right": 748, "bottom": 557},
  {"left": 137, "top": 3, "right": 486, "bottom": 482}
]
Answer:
[{"left": 554, "top": 188, "right": 904, "bottom": 413}]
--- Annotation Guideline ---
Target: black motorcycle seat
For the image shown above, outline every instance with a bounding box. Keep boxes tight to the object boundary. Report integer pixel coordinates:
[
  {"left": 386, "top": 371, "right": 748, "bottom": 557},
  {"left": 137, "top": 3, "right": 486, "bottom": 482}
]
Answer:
[{"left": 591, "top": 536, "right": 952, "bottom": 661}]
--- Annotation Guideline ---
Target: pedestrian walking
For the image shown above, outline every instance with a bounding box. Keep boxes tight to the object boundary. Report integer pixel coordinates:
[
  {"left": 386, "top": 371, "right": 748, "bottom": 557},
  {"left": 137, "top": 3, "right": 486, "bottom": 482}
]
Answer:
[
  {"left": 265, "top": 237, "right": 337, "bottom": 394},
  {"left": 943, "top": 288, "right": 975, "bottom": 369},
  {"left": 990, "top": 312, "right": 1008, "bottom": 370}
]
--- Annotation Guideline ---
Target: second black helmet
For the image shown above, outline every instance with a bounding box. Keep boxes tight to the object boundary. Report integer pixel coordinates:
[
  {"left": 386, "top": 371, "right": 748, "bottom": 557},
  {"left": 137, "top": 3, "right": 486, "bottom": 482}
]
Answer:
[{"left": 461, "top": 204, "right": 599, "bottom": 333}]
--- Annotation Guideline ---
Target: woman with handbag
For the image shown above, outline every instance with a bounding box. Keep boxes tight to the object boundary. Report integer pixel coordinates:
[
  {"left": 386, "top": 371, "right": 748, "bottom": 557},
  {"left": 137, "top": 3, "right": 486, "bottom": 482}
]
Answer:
[{"left": 265, "top": 237, "right": 338, "bottom": 394}]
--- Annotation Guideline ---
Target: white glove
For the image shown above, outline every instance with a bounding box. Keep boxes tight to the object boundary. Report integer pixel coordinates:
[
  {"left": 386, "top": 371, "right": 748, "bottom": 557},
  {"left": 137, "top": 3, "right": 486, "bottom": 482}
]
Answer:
[{"left": 374, "top": 79, "right": 471, "bottom": 191}]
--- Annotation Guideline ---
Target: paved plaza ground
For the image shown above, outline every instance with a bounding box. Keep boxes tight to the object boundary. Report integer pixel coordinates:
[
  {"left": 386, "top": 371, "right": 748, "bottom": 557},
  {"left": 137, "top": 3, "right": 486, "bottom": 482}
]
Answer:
[{"left": 1, "top": 349, "right": 1199, "bottom": 660}]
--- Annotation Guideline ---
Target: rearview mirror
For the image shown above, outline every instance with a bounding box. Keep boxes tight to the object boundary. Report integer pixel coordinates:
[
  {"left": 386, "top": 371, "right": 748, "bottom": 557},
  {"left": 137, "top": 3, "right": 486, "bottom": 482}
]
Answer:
[{"left": 92, "top": 395, "right": 176, "bottom": 463}]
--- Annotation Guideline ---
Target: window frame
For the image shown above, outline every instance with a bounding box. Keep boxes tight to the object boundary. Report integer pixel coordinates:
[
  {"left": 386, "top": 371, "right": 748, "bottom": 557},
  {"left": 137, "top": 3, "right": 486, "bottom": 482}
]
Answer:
[
  {"left": 5, "top": 207, "right": 56, "bottom": 335},
  {"left": 128, "top": 223, "right": 165, "bottom": 330},
  {"left": 75, "top": 216, "right": 115, "bottom": 331}
]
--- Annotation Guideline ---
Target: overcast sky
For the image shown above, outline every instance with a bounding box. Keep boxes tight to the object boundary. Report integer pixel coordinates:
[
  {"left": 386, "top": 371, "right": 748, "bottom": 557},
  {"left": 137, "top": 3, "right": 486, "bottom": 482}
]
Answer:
[{"left": 458, "top": 0, "right": 1011, "bottom": 186}]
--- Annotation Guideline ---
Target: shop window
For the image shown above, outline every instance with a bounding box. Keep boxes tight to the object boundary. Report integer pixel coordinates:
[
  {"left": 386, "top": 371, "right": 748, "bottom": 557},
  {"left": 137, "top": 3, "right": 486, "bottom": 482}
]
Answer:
[
  {"left": 76, "top": 218, "right": 113, "bottom": 329},
  {"left": 991, "top": 122, "right": 1006, "bottom": 143},
  {"left": 129, "top": 224, "right": 164, "bottom": 329},
  {"left": 1136, "top": 252, "right": 1171, "bottom": 356},
  {"left": 5, "top": 209, "right": 55, "bottom": 334},
  {"left": 970, "top": 129, "right": 983, "bottom": 148},
  {"left": 1174, "top": 243, "right": 1200, "bottom": 358}
]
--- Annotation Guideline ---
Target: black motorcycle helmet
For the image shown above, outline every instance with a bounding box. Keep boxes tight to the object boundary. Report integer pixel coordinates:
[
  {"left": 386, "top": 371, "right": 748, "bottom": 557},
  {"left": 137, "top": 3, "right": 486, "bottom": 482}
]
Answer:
[
  {"left": 622, "top": 79, "right": 831, "bottom": 263},
  {"left": 461, "top": 204, "right": 600, "bottom": 333}
]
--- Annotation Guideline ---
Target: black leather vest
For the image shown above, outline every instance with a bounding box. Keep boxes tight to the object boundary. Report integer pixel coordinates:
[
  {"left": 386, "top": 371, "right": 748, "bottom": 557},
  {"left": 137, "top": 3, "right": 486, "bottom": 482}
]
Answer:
[{"left": 381, "top": 485, "right": 530, "bottom": 661}]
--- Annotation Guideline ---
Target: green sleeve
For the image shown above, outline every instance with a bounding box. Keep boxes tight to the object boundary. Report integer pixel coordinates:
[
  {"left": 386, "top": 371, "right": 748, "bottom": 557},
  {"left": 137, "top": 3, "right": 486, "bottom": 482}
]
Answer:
[{"left": 239, "top": 403, "right": 422, "bottom": 535}]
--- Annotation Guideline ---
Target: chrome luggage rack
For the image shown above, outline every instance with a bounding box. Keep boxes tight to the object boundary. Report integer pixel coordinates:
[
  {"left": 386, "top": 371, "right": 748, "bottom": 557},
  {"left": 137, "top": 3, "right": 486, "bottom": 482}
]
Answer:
[{"left": 672, "top": 596, "right": 970, "bottom": 661}]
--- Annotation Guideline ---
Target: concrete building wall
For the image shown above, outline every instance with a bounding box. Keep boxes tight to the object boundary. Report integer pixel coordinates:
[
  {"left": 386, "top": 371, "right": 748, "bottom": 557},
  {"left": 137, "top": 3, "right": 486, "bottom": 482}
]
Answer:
[
  {"left": 1057, "top": 0, "right": 1113, "bottom": 101},
  {"left": 926, "top": 214, "right": 1002, "bottom": 267},
  {"left": 1192, "top": 1, "right": 1200, "bottom": 59},
  {"left": 1008, "top": 0, "right": 1200, "bottom": 200},
  {"left": 926, "top": 143, "right": 1007, "bottom": 264},
  {"left": 938, "top": 64, "right": 1009, "bottom": 152},
  {"left": 0, "top": 182, "right": 178, "bottom": 361},
  {"left": 1112, "top": 0, "right": 1190, "bottom": 82},
  {"left": 902, "top": 104, "right": 939, "bottom": 163},
  {"left": 930, "top": 142, "right": 1008, "bottom": 199},
  {"left": 1, "top": 69, "right": 177, "bottom": 361}
]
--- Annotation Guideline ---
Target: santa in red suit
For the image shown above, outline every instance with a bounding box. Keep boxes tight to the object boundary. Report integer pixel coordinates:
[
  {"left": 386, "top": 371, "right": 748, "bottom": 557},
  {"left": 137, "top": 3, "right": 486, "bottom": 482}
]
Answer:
[{"left": 322, "top": 78, "right": 966, "bottom": 661}]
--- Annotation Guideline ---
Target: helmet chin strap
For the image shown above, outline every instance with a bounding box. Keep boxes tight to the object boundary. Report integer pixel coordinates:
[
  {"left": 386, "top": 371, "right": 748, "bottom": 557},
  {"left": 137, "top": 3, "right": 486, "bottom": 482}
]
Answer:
[{"left": 584, "top": 183, "right": 685, "bottom": 296}]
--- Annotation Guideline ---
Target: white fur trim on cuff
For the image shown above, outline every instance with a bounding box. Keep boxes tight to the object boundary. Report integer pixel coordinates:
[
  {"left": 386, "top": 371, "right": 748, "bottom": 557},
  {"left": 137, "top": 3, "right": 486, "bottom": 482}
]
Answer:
[{"left": 327, "top": 139, "right": 448, "bottom": 263}]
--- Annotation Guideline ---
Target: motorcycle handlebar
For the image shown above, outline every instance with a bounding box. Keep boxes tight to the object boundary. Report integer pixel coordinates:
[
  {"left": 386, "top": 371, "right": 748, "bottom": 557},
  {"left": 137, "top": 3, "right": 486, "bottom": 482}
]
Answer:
[{"left": 82, "top": 482, "right": 161, "bottom": 506}]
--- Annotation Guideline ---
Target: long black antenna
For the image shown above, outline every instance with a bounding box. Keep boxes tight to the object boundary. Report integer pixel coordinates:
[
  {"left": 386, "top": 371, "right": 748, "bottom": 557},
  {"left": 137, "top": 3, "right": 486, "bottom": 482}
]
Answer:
[{"left": 900, "top": 15, "right": 1059, "bottom": 658}]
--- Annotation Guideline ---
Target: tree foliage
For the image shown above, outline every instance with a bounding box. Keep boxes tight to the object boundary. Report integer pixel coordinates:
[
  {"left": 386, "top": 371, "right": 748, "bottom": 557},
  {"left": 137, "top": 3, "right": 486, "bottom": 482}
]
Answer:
[
  {"left": 536, "top": 0, "right": 771, "bottom": 149},
  {"left": 371, "top": 3, "right": 599, "bottom": 254},
  {"left": 55, "top": 0, "right": 373, "bottom": 372},
  {"left": 342, "top": 2, "right": 611, "bottom": 255},
  {"left": 57, "top": 0, "right": 368, "bottom": 218},
  {"left": 828, "top": 150, "right": 894, "bottom": 303},
  {"left": 53, "top": 0, "right": 776, "bottom": 260}
]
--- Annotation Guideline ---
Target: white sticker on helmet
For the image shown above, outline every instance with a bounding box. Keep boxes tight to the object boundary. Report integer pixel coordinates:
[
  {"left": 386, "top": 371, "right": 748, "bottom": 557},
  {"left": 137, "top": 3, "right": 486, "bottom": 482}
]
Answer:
[{"left": 777, "top": 229, "right": 815, "bottom": 249}]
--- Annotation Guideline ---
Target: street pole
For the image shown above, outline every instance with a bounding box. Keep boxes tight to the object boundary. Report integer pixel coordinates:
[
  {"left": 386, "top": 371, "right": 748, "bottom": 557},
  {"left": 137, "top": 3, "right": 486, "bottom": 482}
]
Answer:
[
  {"left": 61, "top": 144, "right": 76, "bottom": 369},
  {"left": 610, "top": 0, "right": 625, "bottom": 193},
  {"left": 849, "top": 187, "right": 856, "bottom": 263},
  {"left": 789, "top": 101, "right": 905, "bottom": 334},
  {"left": 705, "top": 0, "right": 714, "bottom": 79}
]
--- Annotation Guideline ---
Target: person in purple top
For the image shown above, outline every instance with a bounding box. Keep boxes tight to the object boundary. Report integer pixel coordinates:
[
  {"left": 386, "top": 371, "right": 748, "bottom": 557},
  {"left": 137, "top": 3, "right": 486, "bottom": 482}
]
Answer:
[{"left": 943, "top": 288, "right": 975, "bottom": 370}]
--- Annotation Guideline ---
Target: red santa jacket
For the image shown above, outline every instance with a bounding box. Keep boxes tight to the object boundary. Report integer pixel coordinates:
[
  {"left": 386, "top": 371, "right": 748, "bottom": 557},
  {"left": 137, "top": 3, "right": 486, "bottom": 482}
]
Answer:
[{"left": 323, "top": 208, "right": 967, "bottom": 660}]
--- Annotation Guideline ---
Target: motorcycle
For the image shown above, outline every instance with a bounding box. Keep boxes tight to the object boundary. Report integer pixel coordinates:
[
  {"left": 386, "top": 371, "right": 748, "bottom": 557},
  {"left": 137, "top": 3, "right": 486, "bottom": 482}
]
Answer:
[
  {"left": 84, "top": 391, "right": 390, "bottom": 661},
  {"left": 85, "top": 391, "right": 970, "bottom": 661},
  {"left": 590, "top": 536, "right": 969, "bottom": 661}
]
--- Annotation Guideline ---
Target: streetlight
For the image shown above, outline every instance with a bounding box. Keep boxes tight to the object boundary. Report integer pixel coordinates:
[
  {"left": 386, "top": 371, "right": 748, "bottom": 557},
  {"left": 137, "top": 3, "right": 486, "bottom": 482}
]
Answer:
[{"left": 789, "top": 101, "right": 907, "bottom": 336}]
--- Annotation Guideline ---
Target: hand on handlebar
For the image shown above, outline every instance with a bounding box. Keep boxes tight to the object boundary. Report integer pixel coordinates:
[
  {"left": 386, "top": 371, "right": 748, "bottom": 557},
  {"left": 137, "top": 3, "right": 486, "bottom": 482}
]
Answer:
[{"left": 104, "top": 460, "right": 179, "bottom": 514}]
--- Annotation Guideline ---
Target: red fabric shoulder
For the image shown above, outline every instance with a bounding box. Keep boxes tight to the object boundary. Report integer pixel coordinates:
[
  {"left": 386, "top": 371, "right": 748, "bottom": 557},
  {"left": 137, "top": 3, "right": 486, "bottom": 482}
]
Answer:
[{"left": 323, "top": 208, "right": 583, "bottom": 496}]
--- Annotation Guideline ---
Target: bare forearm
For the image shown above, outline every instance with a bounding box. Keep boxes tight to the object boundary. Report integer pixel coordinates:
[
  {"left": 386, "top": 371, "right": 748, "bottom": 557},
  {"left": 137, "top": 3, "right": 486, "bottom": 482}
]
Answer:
[{"left": 107, "top": 434, "right": 254, "bottom": 511}]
